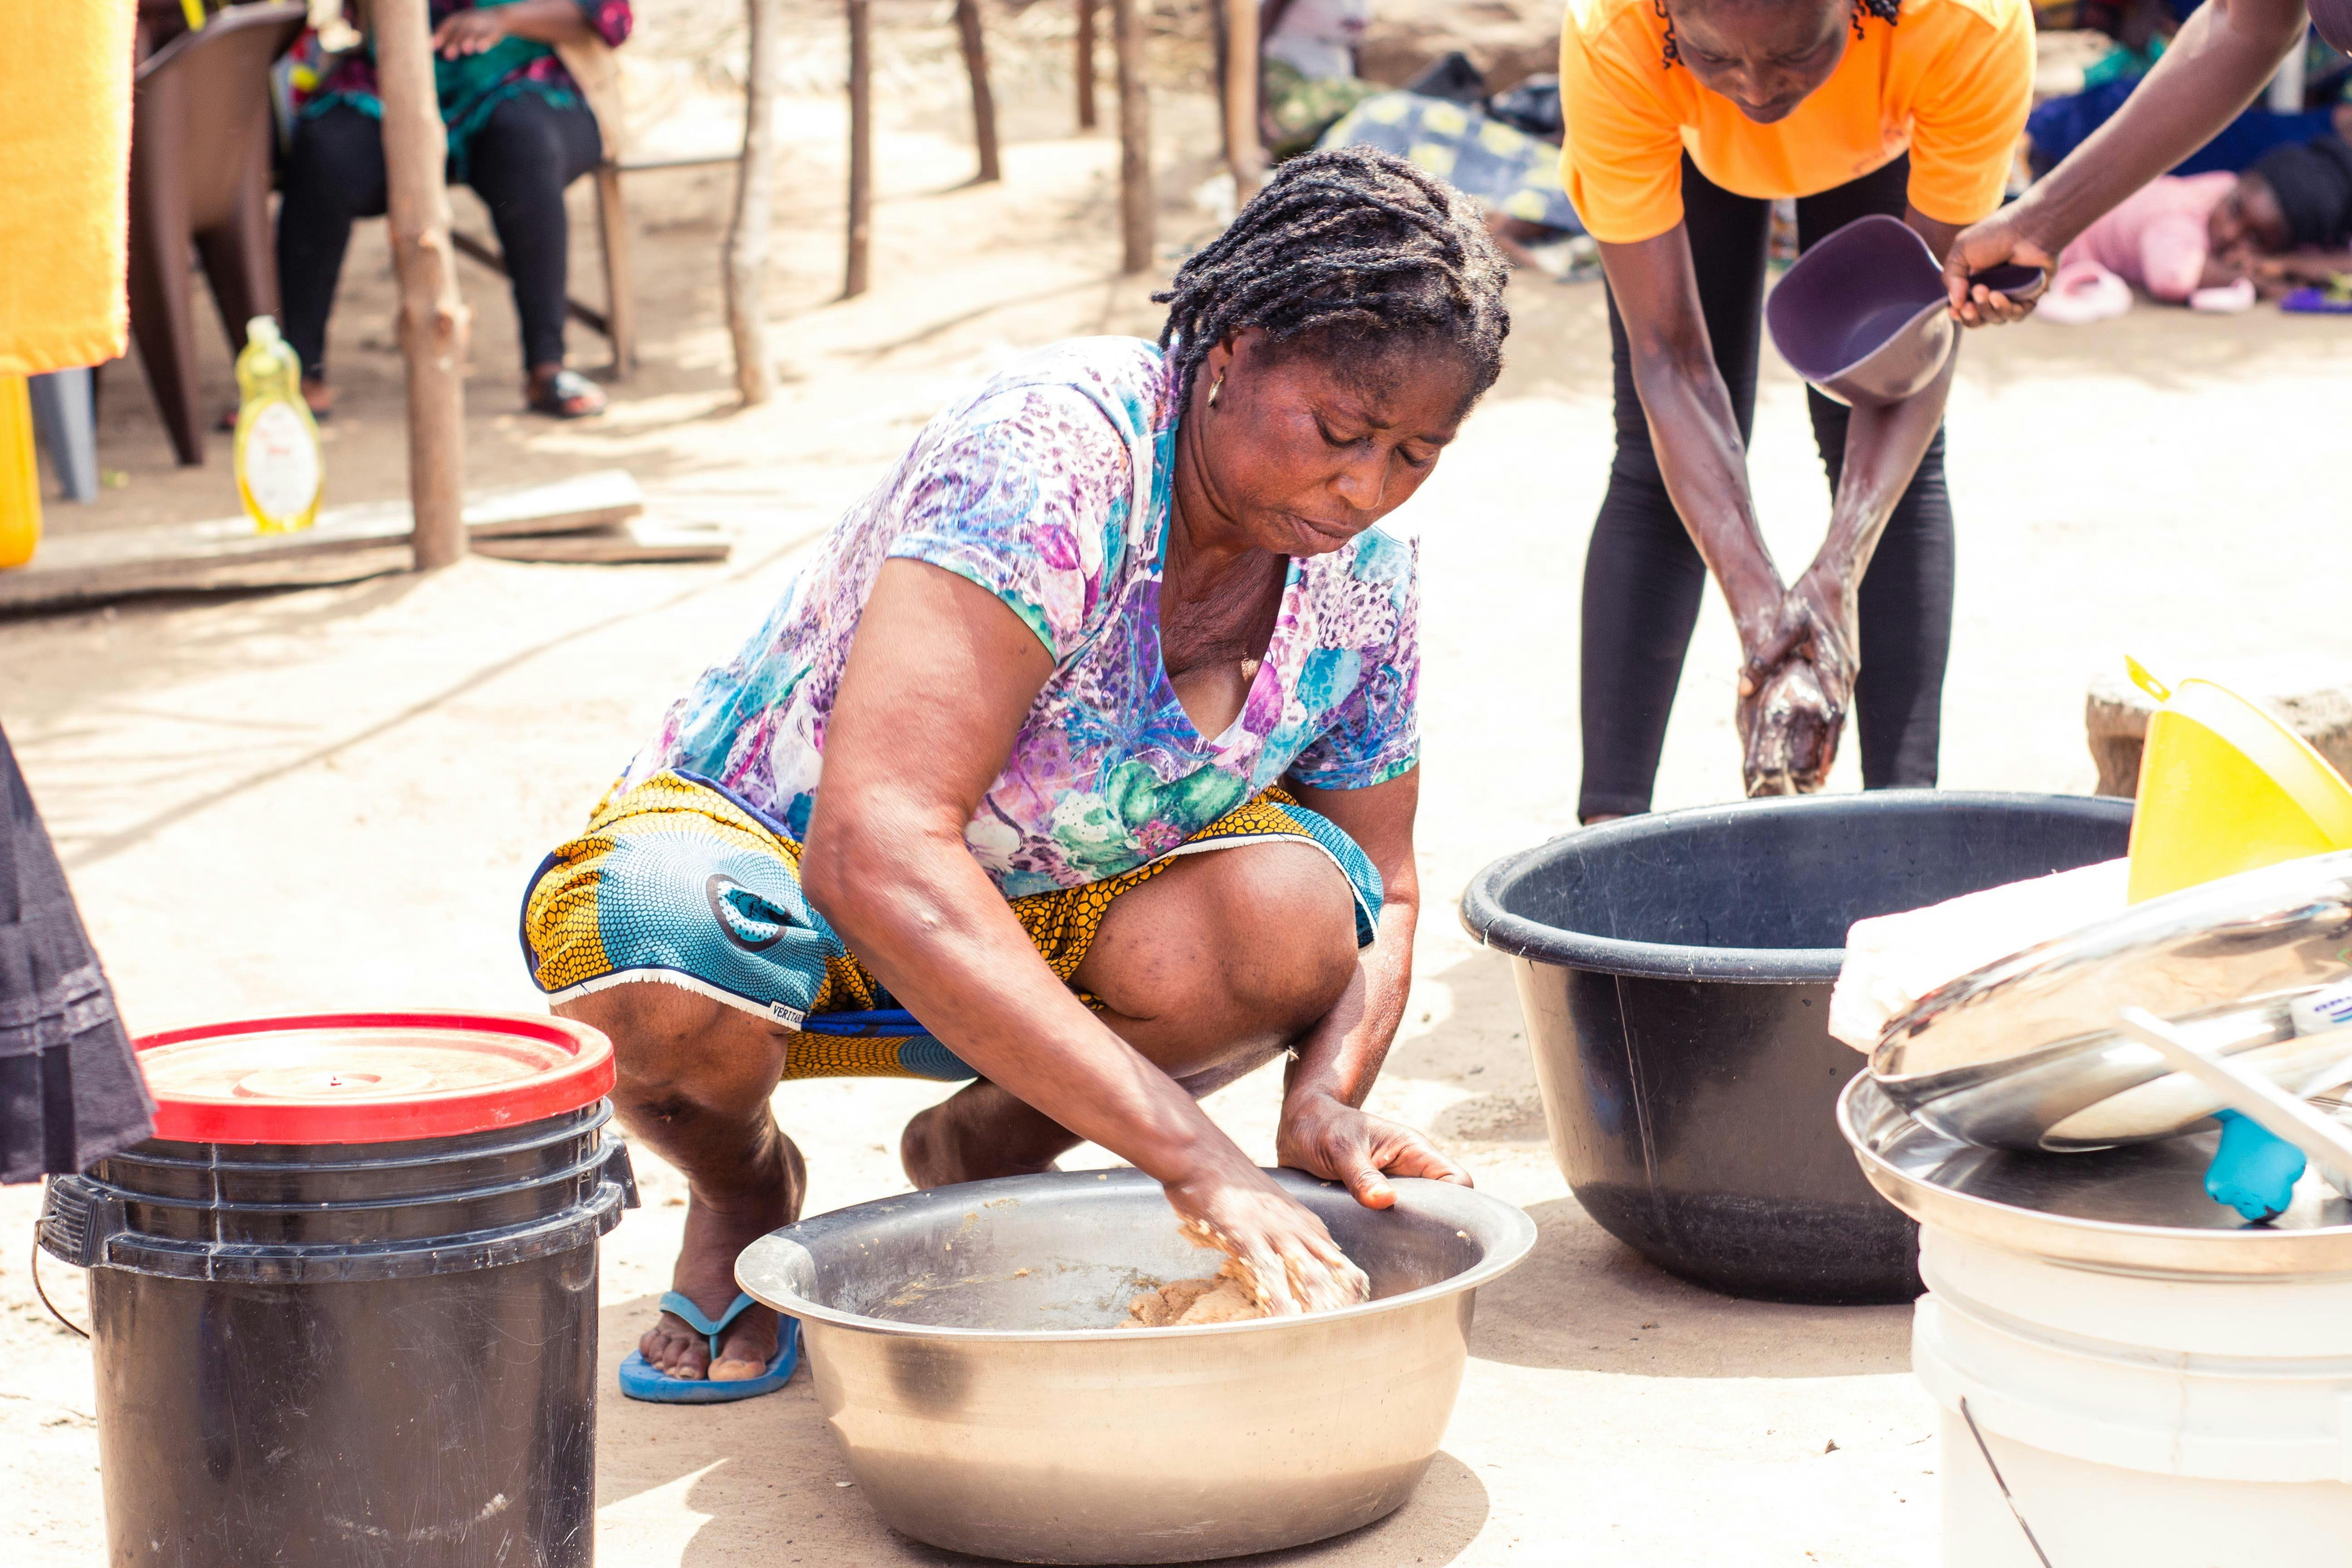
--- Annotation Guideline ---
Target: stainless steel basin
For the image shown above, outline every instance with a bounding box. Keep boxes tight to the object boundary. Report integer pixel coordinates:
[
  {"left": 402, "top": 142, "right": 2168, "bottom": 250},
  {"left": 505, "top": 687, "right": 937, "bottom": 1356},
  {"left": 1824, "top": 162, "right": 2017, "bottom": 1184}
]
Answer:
[{"left": 734, "top": 1168, "right": 1535, "bottom": 1564}]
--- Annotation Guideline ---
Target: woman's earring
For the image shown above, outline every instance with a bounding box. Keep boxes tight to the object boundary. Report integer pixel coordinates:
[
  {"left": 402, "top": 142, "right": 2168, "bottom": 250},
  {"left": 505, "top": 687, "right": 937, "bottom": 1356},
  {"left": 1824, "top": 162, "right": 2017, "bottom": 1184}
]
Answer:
[{"left": 1209, "top": 375, "right": 1225, "bottom": 408}]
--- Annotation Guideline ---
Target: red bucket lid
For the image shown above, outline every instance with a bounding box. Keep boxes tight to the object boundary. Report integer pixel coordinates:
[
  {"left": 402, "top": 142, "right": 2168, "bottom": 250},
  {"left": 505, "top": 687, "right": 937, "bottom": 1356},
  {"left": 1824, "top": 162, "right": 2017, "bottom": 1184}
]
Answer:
[{"left": 134, "top": 1012, "right": 615, "bottom": 1144}]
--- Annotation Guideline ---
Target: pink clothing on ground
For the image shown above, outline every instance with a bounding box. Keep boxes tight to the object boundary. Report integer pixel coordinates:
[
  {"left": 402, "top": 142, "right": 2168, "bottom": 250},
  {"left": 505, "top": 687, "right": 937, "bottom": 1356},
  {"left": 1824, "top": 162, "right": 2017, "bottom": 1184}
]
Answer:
[{"left": 2058, "top": 172, "right": 2235, "bottom": 301}]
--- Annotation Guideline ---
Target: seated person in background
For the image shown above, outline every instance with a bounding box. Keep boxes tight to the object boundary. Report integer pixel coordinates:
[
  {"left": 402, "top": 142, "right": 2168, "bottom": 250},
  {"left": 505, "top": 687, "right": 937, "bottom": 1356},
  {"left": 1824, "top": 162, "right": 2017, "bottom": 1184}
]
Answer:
[
  {"left": 279, "top": 0, "right": 631, "bottom": 419},
  {"left": 2046, "top": 134, "right": 2352, "bottom": 311},
  {"left": 1259, "top": 0, "right": 1377, "bottom": 156}
]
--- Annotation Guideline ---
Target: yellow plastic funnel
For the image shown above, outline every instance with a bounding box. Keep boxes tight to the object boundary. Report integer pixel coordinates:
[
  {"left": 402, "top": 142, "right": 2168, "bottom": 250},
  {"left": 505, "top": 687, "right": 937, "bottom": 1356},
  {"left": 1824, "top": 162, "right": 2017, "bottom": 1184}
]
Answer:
[{"left": 2125, "top": 657, "right": 2352, "bottom": 903}]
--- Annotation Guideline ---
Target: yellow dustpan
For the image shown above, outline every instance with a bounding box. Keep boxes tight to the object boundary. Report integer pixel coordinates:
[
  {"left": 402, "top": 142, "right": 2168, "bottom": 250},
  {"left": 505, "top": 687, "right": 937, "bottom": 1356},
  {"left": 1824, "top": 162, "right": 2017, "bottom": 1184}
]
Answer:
[{"left": 2125, "top": 657, "right": 2352, "bottom": 903}]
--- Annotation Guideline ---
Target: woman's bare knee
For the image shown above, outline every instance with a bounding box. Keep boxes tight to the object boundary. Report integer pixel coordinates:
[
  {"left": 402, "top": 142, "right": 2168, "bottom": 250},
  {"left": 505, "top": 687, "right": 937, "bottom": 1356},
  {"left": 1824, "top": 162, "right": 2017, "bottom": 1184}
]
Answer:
[
  {"left": 555, "top": 981, "right": 785, "bottom": 1111},
  {"left": 1079, "top": 842, "right": 1358, "bottom": 1036},
  {"left": 1214, "top": 843, "right": 1358, "bottom": 1022}
]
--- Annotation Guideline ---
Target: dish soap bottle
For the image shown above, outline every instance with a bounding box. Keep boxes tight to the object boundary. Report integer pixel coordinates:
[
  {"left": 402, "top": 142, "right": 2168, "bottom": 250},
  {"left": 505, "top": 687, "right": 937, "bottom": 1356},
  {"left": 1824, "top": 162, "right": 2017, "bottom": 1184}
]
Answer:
[{"left": 232, "top": 317, "right": 321, "bottom": 534}]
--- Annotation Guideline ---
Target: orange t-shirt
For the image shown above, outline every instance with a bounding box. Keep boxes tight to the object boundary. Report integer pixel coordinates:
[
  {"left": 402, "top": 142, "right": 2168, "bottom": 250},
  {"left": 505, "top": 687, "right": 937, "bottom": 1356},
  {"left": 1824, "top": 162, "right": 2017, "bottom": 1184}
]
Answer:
[{"left": 1558, "top": 0, "right": 2034, "bottom": 245}]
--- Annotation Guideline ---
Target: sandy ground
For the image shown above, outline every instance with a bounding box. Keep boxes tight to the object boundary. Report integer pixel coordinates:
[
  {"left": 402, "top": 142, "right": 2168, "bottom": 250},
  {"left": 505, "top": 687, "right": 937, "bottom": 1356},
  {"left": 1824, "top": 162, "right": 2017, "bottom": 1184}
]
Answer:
[{"left": 8, "top": 6, "right": 2352, "bottom": 1563}]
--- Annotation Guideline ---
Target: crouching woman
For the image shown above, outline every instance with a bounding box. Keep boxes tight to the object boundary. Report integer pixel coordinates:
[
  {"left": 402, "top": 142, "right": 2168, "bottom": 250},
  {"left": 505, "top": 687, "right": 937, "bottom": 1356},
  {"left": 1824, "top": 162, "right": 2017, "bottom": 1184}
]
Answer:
[{"left": 519, "top": 147, "right": 1512, "bottom": 1394}]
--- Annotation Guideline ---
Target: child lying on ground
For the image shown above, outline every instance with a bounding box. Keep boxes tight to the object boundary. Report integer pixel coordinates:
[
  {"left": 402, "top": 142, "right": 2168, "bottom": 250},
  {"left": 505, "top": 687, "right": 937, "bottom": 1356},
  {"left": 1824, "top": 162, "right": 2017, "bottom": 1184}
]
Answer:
[{"left": 2042, "top": 134, "right": 2352, "bottom": 318}]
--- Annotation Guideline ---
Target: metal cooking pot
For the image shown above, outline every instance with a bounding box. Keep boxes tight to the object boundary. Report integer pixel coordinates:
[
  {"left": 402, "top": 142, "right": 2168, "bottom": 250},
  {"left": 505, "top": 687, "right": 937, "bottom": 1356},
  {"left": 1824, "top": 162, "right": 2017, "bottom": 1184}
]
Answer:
[{"left": 735, "top": 1168, "right": 1534, "bottom": 1565}]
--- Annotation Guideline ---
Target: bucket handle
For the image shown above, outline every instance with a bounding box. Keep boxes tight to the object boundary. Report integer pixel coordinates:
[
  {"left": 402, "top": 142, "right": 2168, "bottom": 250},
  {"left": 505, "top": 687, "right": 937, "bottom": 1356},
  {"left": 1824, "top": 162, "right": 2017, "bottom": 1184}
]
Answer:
[
  {"left": 604, "top": 1134, "right": 641, "bottom": 1210},
  {"left": 38, "top": 1173, "right": 124, "bottom": 1270},
  {"left": 1960, "top": 1396, "right": 2055, "bottom": 1568},
  {"left": 29, "top": 1176, "right": 112, "bottom": 1340}
]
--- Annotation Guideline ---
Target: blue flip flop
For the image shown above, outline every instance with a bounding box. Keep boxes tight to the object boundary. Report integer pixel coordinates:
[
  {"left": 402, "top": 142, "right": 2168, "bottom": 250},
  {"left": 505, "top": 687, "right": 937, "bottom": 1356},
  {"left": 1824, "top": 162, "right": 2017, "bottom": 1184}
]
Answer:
[{"left": 618, "top": 1291, "right": 800, "bottom": 1404}]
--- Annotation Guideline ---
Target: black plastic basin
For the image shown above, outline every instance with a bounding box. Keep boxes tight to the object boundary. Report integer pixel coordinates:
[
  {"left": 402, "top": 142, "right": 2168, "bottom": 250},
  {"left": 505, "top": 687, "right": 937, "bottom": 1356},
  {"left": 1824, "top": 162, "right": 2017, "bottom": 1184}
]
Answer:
[{"left": 1460, "top": 791, "right": 2133, "bottom": 1304}]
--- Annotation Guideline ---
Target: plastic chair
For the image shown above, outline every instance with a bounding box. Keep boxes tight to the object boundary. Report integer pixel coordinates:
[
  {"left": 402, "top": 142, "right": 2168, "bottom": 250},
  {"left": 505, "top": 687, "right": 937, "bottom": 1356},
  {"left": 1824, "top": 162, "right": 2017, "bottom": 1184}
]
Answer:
[
  {"left": 125, "top": 2, "right": 308, "bottom": 466},
  {"left": 28, "top": 371, "right": 98, "bottom": 504}
]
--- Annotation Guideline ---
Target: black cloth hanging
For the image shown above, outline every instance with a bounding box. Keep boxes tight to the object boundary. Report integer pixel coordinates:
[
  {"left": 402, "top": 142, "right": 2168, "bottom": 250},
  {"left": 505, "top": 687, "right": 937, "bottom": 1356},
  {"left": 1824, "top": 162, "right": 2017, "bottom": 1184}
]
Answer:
[{"left": 0, "top": 723, "right": 151, "bottom": 1181}]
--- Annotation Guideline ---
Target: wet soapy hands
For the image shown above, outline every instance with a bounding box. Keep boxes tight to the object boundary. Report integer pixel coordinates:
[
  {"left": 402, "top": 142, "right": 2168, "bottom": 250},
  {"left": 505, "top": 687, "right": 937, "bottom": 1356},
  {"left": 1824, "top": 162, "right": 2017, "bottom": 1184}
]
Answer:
[{"left": 1736, "top": 562, "right": 1857, "bottom": 796}]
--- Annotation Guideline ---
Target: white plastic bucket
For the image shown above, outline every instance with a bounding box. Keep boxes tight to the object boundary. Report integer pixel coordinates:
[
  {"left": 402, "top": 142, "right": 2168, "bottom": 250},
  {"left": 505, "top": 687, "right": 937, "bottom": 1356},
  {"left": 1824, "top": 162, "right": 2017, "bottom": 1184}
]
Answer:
[{"left": 1914, "top": 1225, "right": 2352, "bottom": 1565}]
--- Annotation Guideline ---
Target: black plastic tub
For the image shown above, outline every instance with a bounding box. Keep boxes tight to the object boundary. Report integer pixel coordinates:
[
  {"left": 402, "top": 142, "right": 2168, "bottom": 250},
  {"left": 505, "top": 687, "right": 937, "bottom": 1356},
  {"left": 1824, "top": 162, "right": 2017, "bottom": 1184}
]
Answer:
[
  {"left": 36, "top": 1012, "right": 635, "bottom": 1568},
  {"left": 1461, "top": 791, "right": 2132, "bottom": 1303}
]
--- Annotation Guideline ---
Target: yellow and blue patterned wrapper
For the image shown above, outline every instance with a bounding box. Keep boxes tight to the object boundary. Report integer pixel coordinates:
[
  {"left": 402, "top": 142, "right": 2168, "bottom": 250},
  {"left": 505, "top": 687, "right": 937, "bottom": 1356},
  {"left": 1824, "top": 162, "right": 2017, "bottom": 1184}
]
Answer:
[{"left": 519, "top": 771, "right": 1380, "bottom": 1082}]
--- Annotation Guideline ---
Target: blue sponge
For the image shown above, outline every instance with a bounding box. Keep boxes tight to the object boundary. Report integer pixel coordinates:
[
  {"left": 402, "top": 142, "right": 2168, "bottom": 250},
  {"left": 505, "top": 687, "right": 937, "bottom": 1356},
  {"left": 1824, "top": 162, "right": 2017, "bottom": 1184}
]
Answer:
[{"left": 2204, "top": 1110, "right": 2307, "bottom": 1223}]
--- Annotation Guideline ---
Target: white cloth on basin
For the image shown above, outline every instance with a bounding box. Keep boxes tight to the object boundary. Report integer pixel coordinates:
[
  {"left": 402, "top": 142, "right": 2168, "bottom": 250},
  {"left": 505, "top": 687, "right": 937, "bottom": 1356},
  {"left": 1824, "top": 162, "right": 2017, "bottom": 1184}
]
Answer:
[{"left": 1828, "top": 858, "right": 2131, "bottom": 1053}]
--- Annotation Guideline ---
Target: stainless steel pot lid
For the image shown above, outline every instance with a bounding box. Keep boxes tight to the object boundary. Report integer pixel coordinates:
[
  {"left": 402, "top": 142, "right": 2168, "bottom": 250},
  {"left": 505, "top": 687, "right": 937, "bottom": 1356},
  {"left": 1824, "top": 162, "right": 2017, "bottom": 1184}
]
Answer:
[
  {"left": 1840, "top": 1074, "right": 2352, "bottom": 1277},
  {"left": 1868, "top": 849, "right": 2352, "bottom": 1152}
]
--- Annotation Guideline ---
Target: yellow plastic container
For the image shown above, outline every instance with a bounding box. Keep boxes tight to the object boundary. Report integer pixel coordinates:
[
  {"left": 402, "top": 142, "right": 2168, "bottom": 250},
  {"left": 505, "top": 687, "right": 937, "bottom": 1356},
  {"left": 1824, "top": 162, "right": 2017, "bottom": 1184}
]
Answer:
[
  {"left": 0, "top": 375, "right": 39, "bottom": 569},
  {"left": 231, "top": 316, "right": 321, "bottom": 534},
  {"left": 2124, "top": 657, "right": 2352, "bottom": 903}
]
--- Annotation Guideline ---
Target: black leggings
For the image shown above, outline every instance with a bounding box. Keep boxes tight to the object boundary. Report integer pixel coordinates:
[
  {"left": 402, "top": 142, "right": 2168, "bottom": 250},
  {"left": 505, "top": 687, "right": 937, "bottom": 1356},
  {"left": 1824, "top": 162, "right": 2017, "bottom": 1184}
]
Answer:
[
  {"left": 277, "top": 94, "right": 602, "bottom": 379},
  {"left": 1577, "top": 154, "right": 1956, "bottom": 821}
]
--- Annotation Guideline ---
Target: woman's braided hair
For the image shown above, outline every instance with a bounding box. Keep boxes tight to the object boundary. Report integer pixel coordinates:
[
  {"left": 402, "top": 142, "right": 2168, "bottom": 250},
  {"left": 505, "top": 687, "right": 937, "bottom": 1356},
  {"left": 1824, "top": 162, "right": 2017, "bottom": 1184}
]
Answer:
[{"left": 1154, "top": 146, "right": 1510, "bottom": 421}]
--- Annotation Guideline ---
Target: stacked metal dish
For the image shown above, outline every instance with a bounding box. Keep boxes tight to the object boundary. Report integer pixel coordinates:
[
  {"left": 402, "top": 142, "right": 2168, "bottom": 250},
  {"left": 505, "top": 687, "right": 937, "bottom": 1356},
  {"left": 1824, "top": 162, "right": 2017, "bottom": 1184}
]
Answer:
[
  {"left": 1864, "top": 847, "right": 2352, "bottom": 1161},
  {"left": 1840, "top": 851, "right": 2352, "bottom": 1566}
]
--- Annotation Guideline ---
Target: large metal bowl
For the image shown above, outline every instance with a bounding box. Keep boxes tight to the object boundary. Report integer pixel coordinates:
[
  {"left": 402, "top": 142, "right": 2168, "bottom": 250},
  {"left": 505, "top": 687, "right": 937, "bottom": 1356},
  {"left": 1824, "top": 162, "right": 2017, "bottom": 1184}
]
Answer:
[{"left": 735, "top": 1168, "right": 1534, "bottom": 1564}]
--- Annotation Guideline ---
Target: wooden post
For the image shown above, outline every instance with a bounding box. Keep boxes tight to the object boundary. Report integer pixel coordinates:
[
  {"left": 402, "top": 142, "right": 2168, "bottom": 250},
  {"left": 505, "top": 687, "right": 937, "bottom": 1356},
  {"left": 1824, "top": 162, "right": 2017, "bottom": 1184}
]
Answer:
[
  {"left": 373, "top": 0, "right": 468, "bottom": 570},
  {"left": 592, "top": 163, "right": 637, "bottom": 378},
  {"left": 1075, "top": 0, "right": 1096, "bottom": 130},
  {"left": 727, "top": 0, "right": 782, "bottom": 403},
  {"left": 1112, "top": 0, "right": 1152, "bottom": 273},
  {"left": 1222, "top": 0, "right": 1263, "bottom": 199},
  {"left": 955, "top": 0, "right": 1002, "bottom": 183},
  {"left": 846, "top": 0, "right": 872, "bottom": 298}
]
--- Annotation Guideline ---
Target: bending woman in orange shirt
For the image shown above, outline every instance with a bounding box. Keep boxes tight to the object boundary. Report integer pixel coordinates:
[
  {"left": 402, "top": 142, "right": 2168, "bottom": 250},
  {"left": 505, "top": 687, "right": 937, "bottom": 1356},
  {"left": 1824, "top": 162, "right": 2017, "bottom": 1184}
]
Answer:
[{"left": 1559, "top": 0, "right": 2032, "bottom": 815}]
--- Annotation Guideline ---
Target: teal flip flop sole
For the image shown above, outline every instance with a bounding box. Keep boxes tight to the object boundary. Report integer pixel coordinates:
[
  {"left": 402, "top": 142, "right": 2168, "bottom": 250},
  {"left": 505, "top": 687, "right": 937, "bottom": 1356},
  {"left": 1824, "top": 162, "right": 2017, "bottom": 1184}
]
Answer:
[{"left": 619, "top": 1290, "right": 800, "bottom": 1404}]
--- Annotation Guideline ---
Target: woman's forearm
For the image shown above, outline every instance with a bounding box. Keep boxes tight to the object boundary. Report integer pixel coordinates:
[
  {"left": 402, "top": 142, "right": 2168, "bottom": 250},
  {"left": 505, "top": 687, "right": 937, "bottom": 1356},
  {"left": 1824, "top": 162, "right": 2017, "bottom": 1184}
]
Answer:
[
  {"left": 1812, "top": 349, "right": 1956, "bottom": 582},
  {"left": 803, "top": 818, "right": 1236, "bottom": 1183},
  {"left": 1626, "top": 342, "right": 1786, "bottom": 643},
  {"left": 1282, "top": 895, "right": 1417, "bottom": 1113},
  {"left": 493, "top": 0, "right": 596, "bottom": 44},
  {"left": 2006, "top": 0, "right": 2305, "bottom": 256},
  {"left": 1599, "top": 234, "right": 1786, "bottom": 649}
]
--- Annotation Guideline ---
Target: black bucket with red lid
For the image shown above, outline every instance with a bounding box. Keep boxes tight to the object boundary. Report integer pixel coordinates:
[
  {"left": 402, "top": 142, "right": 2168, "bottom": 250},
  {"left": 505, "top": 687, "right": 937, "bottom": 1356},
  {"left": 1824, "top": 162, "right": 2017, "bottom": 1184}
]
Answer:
[{"left": 39, "top": 1012, "right": 637, "bottom": 1567}]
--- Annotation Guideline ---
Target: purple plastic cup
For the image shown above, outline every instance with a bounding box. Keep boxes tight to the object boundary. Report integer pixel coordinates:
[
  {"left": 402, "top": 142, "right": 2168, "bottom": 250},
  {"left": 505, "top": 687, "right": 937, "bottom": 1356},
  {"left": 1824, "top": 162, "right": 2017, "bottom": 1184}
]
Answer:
[
  {"left": 1765, "top": 215, "right": 2040, "bottom": 407},
  {"left": 2313, "top": 0, "right": 2352, "bottom": 54}
]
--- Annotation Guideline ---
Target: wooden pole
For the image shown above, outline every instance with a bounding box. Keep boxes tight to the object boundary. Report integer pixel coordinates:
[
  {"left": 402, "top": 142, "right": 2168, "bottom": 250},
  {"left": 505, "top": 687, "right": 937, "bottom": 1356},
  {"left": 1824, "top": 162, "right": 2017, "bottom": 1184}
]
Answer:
[
  {"left": 727, "top": 0, "right": 782, "bottom": 403},
  {"left": 1075, "top": 0, "right": 1096, "bottom": 131},
  {"left": 846, "top": 0, "right": 872, "bottom": 297},
  {"left": 955, "top": 0, "right": 1002, "bottom": 183},
  {"left": 372, "top": 0, "right": 468, "bottom": 570},
  {"left": 1112, "top": 0, "right": 1152, "bottom": 273},
  {"left": 1222, "top": 0, "right": 1263, "bottom": 200}
]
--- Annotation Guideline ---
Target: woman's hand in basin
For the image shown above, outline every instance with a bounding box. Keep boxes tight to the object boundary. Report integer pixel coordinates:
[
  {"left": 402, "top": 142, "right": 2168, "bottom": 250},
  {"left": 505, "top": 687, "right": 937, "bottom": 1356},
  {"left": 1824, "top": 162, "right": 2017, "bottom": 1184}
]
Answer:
[
  {"left": 1277, "top": 1090, "right": 1470, "bottom": 1210},
  {"left": 1163, "top": 1150, "right": 1371, "bottom": 1315}
]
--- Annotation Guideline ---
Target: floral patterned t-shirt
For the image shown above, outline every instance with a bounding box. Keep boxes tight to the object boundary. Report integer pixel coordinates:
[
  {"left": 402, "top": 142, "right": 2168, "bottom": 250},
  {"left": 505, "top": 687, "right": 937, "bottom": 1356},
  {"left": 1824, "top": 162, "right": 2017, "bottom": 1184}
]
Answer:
[{"left": 622, "top": 336, "right": 1420, "bottom": 898}]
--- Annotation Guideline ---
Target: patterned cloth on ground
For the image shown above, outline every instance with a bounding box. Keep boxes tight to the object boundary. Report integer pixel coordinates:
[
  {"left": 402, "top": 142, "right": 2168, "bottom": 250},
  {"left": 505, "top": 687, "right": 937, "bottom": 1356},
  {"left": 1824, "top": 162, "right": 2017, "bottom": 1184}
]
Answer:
[
  {"left": 519, "top": 771, "right": 1381, "bottom": 1083},
  {"left": 1318, "top": 92, "right": 1584, "bottom": 234}
]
